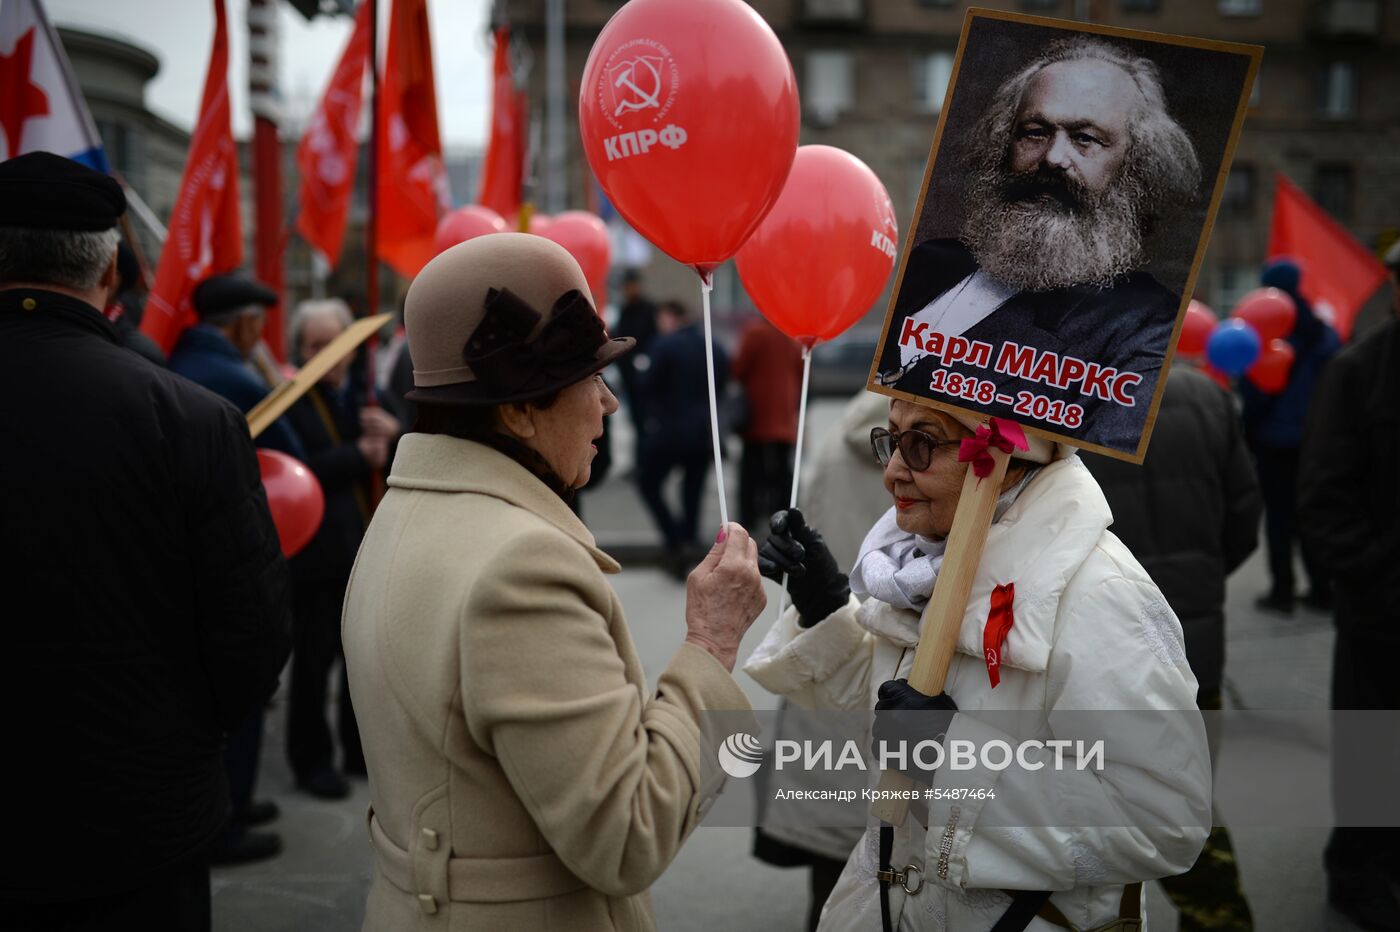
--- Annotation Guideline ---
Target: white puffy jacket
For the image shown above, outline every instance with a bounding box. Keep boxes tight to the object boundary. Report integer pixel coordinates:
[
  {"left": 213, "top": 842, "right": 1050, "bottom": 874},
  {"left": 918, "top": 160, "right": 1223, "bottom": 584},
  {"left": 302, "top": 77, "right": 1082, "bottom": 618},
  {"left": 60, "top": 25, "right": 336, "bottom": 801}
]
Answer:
[{"left": 744, "top": 454, "right": 1210, "bottom": 931}]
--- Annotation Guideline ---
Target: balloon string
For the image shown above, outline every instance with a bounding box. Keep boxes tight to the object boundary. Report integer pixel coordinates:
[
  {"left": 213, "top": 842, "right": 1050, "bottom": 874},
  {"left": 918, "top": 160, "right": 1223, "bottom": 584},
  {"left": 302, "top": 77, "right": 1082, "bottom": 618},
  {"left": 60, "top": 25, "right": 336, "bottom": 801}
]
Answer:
[
  {"left": 701, "top": 278, "right": 730, "bottom": 529},
  {"left": 775, "top": 346, "right": 812, "bottom": 623}
]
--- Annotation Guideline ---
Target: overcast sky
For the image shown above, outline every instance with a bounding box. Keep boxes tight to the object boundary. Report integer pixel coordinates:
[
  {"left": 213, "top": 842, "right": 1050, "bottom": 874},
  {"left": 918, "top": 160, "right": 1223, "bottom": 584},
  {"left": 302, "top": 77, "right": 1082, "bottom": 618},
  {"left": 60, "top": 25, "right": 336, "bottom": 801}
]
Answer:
[{"left": 45, "top": 0, "right": 493, "bottom": 149}]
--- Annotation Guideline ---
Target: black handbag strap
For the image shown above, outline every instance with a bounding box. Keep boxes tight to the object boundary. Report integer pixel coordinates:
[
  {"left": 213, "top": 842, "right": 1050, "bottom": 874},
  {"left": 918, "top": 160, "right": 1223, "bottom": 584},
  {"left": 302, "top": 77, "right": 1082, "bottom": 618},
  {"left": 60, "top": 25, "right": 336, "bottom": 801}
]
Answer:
[
  {"left": 990, "top": 890, "right": 1055, "bottom": 931},
  {"left": 878, "top": 824, "right": 895, "bottom": 932}
]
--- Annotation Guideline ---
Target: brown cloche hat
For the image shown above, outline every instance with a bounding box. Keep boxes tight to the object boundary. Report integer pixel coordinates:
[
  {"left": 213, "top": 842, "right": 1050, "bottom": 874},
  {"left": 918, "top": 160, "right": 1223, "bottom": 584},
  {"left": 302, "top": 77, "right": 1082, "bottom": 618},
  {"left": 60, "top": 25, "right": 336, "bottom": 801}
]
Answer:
[{"left": 404, "top": 232, "right": 634, "bottom": 406}]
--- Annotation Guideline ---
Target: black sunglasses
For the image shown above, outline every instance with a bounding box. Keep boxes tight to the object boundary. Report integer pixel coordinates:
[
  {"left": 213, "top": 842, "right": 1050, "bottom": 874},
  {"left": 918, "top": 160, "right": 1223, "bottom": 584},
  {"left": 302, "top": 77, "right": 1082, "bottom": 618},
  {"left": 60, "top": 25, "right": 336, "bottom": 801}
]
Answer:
[{"left": 870, "top": 426, "right": 957, "bottom": 472}]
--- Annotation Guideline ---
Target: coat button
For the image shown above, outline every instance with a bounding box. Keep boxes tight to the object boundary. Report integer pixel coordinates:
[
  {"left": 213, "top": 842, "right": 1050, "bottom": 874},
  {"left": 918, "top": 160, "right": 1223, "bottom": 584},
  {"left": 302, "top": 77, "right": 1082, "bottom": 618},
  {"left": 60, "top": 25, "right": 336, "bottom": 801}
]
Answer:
[
  {"left": 421, "top": 827, "right": 439, "bottom": 851},
  {"left": 21, "top": 298, "right": 37, "bottom": 311},
  {"left": 418, "top": 893, "right": 438, "bottom": 915}
]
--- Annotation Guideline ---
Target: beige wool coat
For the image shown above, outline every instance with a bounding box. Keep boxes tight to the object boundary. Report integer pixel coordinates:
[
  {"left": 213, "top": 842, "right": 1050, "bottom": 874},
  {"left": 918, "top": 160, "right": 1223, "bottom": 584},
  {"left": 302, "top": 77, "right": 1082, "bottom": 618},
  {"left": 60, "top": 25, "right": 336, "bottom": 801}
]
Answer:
[{"left": 343, "top": 434, "right": 751, "bottom": 931}]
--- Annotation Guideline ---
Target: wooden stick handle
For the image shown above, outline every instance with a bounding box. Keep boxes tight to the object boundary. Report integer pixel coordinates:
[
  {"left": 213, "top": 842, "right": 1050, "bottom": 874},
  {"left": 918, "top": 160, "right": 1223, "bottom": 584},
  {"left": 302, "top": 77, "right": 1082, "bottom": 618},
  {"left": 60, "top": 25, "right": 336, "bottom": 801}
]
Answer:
[{"left": 869, "top": 445, "right": 1010, "bottom": 826}]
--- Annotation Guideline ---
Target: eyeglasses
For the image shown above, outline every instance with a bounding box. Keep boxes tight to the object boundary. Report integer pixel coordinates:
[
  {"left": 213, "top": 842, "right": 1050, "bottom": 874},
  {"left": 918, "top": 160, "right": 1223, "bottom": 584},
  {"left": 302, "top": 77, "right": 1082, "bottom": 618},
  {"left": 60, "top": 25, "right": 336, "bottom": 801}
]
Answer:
[{"left": 870, "top": 426, "right": 957, "bottom": 472}]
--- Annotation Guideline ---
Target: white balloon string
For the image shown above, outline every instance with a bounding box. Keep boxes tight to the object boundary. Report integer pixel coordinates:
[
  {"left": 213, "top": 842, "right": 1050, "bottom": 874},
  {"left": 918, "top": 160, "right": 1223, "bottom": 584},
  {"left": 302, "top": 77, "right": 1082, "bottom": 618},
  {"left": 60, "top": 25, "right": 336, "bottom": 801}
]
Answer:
[
  {"left": 701, "top": 278, "right": 730, "bottom": 529},
  {"left": 775, "top": 345, "right": 813, "bottom": 623}
]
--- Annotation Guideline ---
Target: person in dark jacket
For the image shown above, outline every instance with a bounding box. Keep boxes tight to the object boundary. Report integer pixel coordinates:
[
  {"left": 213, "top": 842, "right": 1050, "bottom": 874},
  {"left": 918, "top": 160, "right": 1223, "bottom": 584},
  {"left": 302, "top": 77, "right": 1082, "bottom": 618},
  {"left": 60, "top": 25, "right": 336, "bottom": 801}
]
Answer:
[
  {"left": 1298, "top": 241, "right": 1400, "bottom": 932},
  {"left": 0, "top": 152, "right": 291, "bottom": 930},
  {"left": 105, "top": 241, "right": 167, "bottom": 366},
  {"left": 612, "top": 268, "right": 658, "bottom": 437},
  {"left": 731, "top": 317, "right": 804, "bottom": 533},
  {"left": 282, "top": 300, "right": 398, "bottom": 799},
  {"left": 1083, "top": 362, "right": 1261, "bottom": 931},
  {"left": 636, "top": 299, "right": 727, "bottom": 578},
  {"left": 169, "top": 272, "right": 306, "bottom": 460},
  {"left": 168, "top": 271, "right": 305, "bottom": 862},
  {"left": 1241, "top": 258, "right": 1341, "bottom": 614}
]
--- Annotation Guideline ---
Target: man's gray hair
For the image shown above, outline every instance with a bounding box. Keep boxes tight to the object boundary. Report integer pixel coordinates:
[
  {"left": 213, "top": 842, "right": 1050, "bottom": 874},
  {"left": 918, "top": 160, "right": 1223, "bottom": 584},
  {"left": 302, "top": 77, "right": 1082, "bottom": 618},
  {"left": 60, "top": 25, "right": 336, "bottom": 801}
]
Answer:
[
  {"left": 969, "top": 36, "right": 1201, "bottom": 218},
  {"left": 288, "top": 298, "right": 354, "bottom": 360},
  {"left": 0, "top": 226, "right": 121, "bottom": 290}
]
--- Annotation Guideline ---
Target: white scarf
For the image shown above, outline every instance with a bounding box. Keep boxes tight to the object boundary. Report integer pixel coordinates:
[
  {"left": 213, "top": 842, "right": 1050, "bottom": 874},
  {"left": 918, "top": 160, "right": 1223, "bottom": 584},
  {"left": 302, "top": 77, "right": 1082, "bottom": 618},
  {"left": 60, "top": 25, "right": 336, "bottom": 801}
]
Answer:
[{"left": 848, "top": 469, "right": 1039, "bottom": 615}]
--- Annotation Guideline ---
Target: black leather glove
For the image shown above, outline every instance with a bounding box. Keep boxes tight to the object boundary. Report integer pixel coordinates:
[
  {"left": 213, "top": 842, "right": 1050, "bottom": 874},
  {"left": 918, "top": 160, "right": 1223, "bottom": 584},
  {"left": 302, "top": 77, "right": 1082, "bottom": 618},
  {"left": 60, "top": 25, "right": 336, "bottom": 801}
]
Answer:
[
  {"left": 756, "top": 508, "right": 850, "bottom": 627},
  {"left": 871, "top": 679, "right": 958, "bottom": 785}
]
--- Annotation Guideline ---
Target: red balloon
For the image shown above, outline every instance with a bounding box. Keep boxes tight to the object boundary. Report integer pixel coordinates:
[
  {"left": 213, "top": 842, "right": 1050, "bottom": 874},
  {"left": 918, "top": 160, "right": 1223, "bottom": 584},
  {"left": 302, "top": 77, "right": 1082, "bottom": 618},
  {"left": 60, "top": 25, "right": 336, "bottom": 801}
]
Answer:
[
  {"left": 434, "top": 206, "right": 507, "bottom": 254},
  {"left": 579, "top": 0, "right": 799, "bottom": 281},
  {"left": 543, "top": 211, "right": 611, "bottom": 300},
  {"left": 528, "top": 213, "right": 553, "bottom": 235},
  {"left": 256, "top": 450, "right": 325, "bottom": 558},
  {"left": 1231, "top": 287, "right": 1297, "bottom": 343},
  {"left": 735, "top": 146, "right": 898, "bottom": 347},
  {"left": 1177, "top": 300, "right": 1215, "bottom": 358},
  {"left": 1245, "top": 338, "right": 1296, "bottom": 394}
]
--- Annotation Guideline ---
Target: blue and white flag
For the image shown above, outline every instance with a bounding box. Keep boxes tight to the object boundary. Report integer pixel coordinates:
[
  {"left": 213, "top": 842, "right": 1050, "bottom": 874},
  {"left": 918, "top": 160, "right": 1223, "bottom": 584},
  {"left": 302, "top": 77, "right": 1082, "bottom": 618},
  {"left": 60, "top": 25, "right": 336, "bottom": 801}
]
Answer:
[{"left": 0, "top": 0, "right": 108, "bottom": 169}]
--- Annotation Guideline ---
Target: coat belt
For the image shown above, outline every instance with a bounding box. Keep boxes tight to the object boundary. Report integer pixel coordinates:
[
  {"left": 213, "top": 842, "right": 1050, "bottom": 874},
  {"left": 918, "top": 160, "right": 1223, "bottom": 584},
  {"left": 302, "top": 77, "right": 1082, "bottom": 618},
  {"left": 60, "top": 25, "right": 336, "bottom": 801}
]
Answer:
[{"left": 369, "top": 810, "right": 587, "bottom": 904}]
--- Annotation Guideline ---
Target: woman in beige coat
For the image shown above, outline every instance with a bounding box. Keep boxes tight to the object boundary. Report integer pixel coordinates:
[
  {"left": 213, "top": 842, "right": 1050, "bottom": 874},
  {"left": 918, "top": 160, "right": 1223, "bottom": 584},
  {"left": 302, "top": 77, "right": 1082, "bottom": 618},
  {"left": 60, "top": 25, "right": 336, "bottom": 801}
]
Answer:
[{"left": 342, "top": 233, "right": 767, "bottom": 931}]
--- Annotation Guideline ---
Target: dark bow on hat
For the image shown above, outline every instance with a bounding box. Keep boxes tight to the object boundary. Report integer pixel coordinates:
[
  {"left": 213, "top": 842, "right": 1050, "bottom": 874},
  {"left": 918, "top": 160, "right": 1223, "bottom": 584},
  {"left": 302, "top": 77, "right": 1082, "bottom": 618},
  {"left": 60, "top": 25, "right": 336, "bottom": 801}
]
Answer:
[{"left": 462, "top": 288, "right": 607, "bottom": 398}]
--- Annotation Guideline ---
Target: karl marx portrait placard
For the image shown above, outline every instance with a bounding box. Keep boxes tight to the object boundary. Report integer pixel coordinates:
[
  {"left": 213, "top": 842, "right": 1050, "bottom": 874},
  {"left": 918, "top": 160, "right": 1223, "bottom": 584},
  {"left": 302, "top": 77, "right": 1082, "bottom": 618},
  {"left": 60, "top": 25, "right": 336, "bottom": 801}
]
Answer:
[{"left": 870, "top": 10, "right": 1261, "bottom": 461}]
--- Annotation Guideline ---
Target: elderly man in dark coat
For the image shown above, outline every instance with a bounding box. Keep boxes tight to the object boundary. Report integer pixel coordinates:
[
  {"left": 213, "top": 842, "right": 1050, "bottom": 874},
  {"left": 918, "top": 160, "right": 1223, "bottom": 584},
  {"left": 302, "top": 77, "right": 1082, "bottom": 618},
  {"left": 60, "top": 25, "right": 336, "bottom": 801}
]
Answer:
[{"left": 0, "top": 152, "right": 291, "bottom": 930}]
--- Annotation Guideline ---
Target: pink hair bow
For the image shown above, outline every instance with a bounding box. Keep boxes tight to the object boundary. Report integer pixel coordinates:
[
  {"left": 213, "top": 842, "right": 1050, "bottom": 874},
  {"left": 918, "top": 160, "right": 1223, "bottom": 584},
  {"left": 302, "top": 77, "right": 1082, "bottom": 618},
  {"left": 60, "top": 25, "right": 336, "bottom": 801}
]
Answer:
[{"left": 957, "top": 417, "right": 1030, "bottom": 480}]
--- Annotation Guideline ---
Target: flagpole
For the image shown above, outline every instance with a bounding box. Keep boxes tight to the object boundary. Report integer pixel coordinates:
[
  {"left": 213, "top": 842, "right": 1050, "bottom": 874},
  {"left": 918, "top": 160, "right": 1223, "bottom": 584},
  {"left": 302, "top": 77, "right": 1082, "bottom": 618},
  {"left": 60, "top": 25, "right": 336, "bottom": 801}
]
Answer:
[
  {"left": 248, "top": 0, "right": 286, "bottom": 361},
  {"left": 366, "top": 0, "right": 381, "bottom": 348}
]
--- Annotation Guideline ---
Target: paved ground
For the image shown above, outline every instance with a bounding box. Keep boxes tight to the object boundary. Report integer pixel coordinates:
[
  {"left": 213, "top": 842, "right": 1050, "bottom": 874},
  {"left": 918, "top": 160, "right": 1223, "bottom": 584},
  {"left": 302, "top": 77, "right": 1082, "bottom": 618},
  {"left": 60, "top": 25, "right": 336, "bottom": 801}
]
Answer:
[{"left": 212, "top": 398, "right": 1364, "bottom": 931}]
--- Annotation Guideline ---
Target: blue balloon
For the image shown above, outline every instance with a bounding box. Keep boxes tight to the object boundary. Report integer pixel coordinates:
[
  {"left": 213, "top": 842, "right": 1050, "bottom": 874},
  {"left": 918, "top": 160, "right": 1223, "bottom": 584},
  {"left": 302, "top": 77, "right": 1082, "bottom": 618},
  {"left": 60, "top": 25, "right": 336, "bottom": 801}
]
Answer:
[{"left": 1206, "top": 320, "right": 1262, "bottom": 376}]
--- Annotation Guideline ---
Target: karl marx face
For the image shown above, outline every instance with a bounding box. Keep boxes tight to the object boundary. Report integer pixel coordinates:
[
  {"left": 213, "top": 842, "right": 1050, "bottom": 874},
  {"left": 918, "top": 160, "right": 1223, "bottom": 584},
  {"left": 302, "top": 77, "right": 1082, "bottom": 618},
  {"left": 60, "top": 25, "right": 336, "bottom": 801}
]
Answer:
[{"left": 963, "top": 40, "right": 1200, "bottom": 293}]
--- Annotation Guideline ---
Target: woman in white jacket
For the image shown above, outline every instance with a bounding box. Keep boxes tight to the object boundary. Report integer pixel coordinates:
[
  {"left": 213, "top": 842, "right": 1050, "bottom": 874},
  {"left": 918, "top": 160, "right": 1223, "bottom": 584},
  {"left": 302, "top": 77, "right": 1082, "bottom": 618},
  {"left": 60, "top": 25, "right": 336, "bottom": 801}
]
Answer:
[{"left": 744, "top": 399, "right": 1210, "bottom": 931}]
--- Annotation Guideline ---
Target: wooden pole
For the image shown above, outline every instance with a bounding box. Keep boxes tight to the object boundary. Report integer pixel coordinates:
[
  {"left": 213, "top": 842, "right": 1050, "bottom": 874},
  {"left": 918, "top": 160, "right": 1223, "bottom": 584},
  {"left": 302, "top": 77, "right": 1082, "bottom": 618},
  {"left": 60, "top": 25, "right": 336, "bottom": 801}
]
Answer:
[{"left": 869, "top": 443, "right": 1011, "bottom": 827}]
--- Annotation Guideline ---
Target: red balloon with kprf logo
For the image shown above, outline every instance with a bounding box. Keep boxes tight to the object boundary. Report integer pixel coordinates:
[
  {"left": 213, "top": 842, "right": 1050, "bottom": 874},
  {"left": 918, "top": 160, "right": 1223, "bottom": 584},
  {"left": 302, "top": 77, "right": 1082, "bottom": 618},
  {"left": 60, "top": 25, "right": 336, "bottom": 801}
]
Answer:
[
  {"left": 736, "top": 146, "right": 899, "bottom": 347},
  {"left": 578, "top": 0, "right": 799, "bottom": 281}
]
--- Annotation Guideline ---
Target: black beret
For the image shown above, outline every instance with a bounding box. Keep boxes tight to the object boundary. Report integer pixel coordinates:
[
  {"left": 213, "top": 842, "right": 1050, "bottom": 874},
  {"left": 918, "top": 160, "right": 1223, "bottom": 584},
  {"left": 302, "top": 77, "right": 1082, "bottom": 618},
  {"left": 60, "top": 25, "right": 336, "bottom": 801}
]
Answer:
[
  {"left": 0, "top": 151, "right": 126, "bottom": 231},
  {"left": 191, "top": 273, "right": 279, "bottom": 318}
]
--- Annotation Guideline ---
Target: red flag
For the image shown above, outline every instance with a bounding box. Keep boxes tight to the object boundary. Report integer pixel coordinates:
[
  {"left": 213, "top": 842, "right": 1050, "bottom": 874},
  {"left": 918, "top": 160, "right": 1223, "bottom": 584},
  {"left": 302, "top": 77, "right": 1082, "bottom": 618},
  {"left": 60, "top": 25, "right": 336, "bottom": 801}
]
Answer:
[
  {"left": 476, "top": 27, "right": 525, "bottom": 219},
  {"left": 376, "top": 0, "right": 450, "bottom": 279},
  {"left": 142, "top": 0, "right": 241, "bottom": 353},
  {"left": 1267, "top": 174, "right": 1387, "bottom": 341},
  {"left": 295, "top": 0, "right": 370, "bottom": 268}
]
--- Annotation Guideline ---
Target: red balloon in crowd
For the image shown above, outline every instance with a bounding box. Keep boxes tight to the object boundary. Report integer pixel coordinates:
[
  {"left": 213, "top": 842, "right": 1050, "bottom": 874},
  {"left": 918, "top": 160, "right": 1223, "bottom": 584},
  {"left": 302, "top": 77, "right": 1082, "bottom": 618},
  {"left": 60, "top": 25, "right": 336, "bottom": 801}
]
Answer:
[
  {"left": 257, "top": 450, "right": 325, "bottom": 558},
  {"left": 1231, "top": 287, "right": 1297, "bottom": 343},
  {"left": 434, "top": 205, "right": 507, "bottom": 254},
  {"left": 1246, "top": 338, "right": 1297, "bottom": 394},
  {"left": 1177, "top": 300, "right": 1215, "bottom": 358},
  {"left": 543, "top": 210, "right": 611, "bottom": 301},
  {"left": 528, "top": 213, "right": 554, "bottom": 235},
  {"left": 578, "top": 0, "right": 799, "bottom": 281},
  {"left": 735, "top": 146, "right": 898, "bottom": 347}
]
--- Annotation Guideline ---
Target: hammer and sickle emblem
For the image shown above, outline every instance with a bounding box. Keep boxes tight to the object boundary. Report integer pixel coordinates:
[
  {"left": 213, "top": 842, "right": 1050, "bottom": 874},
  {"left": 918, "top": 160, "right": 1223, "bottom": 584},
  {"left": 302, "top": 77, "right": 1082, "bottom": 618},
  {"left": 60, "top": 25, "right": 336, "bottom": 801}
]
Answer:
[{"left": 611, "top": 56, "right": 664, "bottom": 116}]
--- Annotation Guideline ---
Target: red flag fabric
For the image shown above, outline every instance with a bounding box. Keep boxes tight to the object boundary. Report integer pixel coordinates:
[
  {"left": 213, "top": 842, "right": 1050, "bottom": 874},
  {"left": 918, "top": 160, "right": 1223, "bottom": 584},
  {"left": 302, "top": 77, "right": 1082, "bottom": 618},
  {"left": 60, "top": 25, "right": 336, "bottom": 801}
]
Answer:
[
  {"left": 1267, "top": 173, "right": 1387, "bottom": 341},
  {"left": 376, "top": 0, "right": 450, "bottom": 279},
  {"left": 476, "top": 27, "right": 525, "bottom": 219},
  {"left": 295, "top": 0, "right": 371, "bottom": 268},
  {"left": 142, "top": 0, "right": 241, "bottom": 352}
]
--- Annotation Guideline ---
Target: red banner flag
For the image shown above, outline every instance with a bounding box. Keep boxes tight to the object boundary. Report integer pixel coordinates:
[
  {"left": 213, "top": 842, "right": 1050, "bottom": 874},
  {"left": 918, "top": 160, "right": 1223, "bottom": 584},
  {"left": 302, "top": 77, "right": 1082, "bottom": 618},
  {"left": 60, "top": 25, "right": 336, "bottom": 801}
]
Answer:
[
  {"left": 476, "top": 27, "right": 524, "bottom": 220},
  {"left": 295, "top": 1, "right": 370, "bottom": 269},
  {"left": 375, "top": 0, "right": 449, "bottom": 279},
  {"left": 1267, "top": 173, "right": 1387, "bottom": 341},
  {"left": 142, "top": 0, "right": 241, "bottom": 353}
]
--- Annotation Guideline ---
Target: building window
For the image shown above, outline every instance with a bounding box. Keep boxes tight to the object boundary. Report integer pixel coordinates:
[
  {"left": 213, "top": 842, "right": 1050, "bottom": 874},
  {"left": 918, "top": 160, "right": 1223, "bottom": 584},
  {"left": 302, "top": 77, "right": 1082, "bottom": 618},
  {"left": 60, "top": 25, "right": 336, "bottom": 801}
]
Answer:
[
  {"left": 1314, "top": 164, "right": 1353, "bottom": 220},
  {"left": 1317, "top": 62, "right": 1357, "bottom": 119},
  {"left": 913, "top": 51, "right": 955, "bottom": 114},
  {"left": 1121, "top": 0, "right": 1160, "bottom": 9},
  {"left": 1220, "top": 164, "right": 1255, "bottom": 218},
  {"left": 805, "top": 50, "right": 854, "bottom": 125},
  {"left": 1219, "top": 0, "right": 1261, "bottom": 15}
]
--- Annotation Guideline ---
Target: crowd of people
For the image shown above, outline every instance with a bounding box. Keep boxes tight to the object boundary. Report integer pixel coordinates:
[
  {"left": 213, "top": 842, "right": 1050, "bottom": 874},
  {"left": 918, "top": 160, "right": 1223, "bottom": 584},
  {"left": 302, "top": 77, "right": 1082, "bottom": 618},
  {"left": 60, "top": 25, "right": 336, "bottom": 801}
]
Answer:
[{"left": 2, "top": 149, "right": 1398, "bottom": 932}]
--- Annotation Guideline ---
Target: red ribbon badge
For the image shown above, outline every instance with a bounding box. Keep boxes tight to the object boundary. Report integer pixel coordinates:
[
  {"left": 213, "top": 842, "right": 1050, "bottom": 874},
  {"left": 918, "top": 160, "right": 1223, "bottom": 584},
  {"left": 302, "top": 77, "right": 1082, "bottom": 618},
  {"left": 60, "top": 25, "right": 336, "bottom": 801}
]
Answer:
[
  {"left": 958, "top": 418, "right": 1030, "bottom": 480},
  {"left": 983, "top": 583, "right": 1015, "bottom": 688}
]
